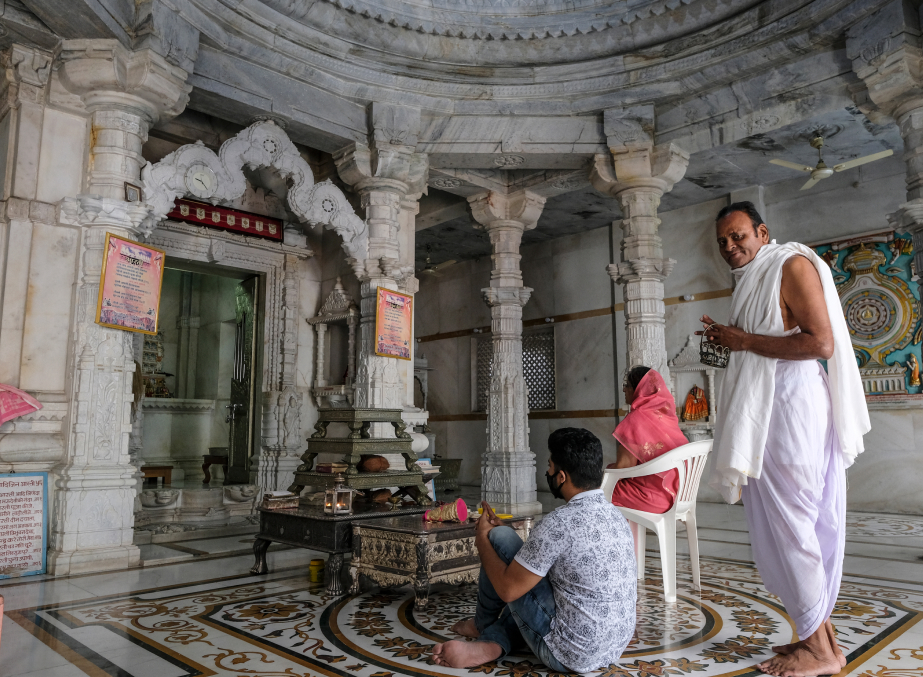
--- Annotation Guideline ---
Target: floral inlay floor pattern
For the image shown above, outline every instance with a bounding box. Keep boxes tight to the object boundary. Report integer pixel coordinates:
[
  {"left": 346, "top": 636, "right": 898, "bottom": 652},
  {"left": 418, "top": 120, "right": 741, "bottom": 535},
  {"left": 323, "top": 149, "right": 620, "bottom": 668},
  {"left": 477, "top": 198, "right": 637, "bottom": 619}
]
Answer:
[
  {"left": 7, "top": 556, "right": 923, "bottom": 677},
  {"left": 845, "top": 515, "right": 923, "bottom": 538}
]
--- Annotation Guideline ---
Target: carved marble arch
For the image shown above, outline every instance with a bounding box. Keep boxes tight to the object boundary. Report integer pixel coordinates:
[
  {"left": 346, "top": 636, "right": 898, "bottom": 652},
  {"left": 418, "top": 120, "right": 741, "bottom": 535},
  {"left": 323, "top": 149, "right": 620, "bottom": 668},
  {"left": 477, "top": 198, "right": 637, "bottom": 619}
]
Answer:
[{"left": 140, "top": 120, "right": 369, "bottom": 271}]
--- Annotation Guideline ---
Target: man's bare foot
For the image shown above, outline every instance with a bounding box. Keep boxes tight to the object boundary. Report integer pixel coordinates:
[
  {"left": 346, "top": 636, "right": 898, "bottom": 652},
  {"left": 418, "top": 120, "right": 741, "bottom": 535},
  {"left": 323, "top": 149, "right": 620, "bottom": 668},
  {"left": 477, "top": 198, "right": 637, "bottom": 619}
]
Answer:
[
  {"left": 772, "top": 640, "right": 802, "bottom": 656},
  {"left": 772, "top": 622, "right": 845, "bottom": 669},
  {"left": 431, "top": 640, "right": 503, "bottom": 668},
  {"left": 824, "top": 620, "right": 847, "bottom": 669},
  {"left": 757, "top": 644, "right": 843, "bottom": 677},
  {"left": 450, "top": 618, "right": 480, "bottom": 638}
]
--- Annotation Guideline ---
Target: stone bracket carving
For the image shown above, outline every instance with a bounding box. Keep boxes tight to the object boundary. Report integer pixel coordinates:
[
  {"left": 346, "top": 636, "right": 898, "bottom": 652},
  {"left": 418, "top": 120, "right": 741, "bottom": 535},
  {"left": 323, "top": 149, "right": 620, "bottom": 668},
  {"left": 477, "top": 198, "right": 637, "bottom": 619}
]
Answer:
[
  {"left": 142, "top": 121, "right": 369, "bottom": 272},
  {"left": 590, "top": 142, "right": 690, "bottom": 197},
  {"left": 57, "top": 40, "right": 190, "bottom": 121},
  {"left": 607, "top": 257, "right": 676, "bottom": 283},
  {"left": 468, "top": 190, "right": 546, "bottom": 231},
  {"left": 482, "top": 286, "right": 533, "bottom": 307},
  {"left": 846, "top": 2, "right": 923, "bottom": 120}
]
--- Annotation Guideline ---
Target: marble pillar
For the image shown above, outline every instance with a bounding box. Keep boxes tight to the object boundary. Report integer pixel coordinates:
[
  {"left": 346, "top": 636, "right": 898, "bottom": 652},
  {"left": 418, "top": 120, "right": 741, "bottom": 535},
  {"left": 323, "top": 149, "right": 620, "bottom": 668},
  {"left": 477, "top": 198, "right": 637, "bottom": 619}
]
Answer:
[
  {"left": 254, "top": 252, "right": 305, "bottom": 492},
  {"left": 49, "top": 40, "right": 190, "bottom": 575},
  {"left": 469, "top": 190, "right": 545, "bottom": 516},
  {"left": 846, "top": 8, "right": 923, "bottom": 293},
  {"left": 333, "top": 104, "right": 427, "bottom": 425},
  {"left": 591, "top": 108, "right": 689, "bottom": 384}
]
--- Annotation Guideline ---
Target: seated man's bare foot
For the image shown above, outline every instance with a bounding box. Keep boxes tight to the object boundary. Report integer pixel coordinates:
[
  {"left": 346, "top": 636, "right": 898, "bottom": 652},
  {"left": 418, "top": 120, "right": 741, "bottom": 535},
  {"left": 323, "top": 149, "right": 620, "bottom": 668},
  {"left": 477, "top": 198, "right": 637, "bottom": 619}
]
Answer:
[
  {"left": 756, "top": 645, "right": 843, "bottom": 677},
  {"left": 431, "top": 640, "right": 503, "bottom": 668},
  {"left": 450, "top": 618, "right": 480, "bottom": 638}
]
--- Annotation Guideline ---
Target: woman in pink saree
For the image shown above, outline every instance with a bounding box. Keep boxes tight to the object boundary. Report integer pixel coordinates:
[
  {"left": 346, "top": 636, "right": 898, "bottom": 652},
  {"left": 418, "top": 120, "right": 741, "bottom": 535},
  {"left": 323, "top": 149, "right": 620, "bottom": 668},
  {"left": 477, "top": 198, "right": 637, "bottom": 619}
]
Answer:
[{"left": 608, "top": 366, "right": 687, "bottom": 514}]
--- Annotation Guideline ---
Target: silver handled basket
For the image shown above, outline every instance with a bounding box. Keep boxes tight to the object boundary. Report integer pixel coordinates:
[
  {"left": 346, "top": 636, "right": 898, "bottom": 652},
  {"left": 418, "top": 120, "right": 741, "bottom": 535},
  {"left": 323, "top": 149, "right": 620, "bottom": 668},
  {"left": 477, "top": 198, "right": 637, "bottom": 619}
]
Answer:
[{"left": 700, "top": 324, "right": 730, "bottom": 368}]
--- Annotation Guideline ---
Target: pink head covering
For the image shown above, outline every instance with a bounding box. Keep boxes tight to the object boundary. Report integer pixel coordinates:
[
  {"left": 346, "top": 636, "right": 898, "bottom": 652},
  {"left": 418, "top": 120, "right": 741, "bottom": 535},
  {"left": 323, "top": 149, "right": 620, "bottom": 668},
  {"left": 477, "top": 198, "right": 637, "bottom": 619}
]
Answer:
[{"left": 613, "top": 369, "right": 688, "bottom": 488}]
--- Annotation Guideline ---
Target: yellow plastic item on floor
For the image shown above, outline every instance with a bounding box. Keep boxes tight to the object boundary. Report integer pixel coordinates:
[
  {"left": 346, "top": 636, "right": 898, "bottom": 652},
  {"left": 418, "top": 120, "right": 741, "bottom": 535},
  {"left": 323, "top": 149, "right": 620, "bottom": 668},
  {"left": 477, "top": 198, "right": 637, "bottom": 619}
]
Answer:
[
  {"left": 309, "top": 558, "right": 325, "bottom": 583},
  {"left": 477, "top": 508, "right": 513, "bottom": 519}
]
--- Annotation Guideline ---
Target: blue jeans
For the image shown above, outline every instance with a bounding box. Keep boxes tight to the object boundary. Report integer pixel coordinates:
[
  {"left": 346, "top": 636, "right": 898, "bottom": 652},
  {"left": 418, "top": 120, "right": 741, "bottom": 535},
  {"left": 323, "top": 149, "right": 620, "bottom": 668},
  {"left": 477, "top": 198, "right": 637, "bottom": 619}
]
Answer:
[{"left": 475, "top": 526, "right": 571, "bottom": 673}]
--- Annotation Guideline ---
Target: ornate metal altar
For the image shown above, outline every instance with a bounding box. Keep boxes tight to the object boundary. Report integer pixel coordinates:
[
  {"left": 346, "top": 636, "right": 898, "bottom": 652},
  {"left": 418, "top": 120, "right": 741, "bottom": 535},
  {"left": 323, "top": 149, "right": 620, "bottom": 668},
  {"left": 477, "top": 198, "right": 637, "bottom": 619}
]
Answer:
[
  {"left": 250, "top": 503, "right": 427, "bottom": 594},
  {"left": 349, "top": 515, "right": 533, "bottom": 608},
  {"left": 432, "top": 456, "right": 461, "bottom": 492},
  {"left": 287, "top": 408, "right": 432, "bottom": 504}
]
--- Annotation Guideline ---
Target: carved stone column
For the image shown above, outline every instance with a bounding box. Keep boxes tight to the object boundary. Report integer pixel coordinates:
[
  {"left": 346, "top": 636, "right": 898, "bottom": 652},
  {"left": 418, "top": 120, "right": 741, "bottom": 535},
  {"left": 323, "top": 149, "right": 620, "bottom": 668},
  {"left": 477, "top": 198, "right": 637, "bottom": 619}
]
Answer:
[
  {"left": 49, "top": 40, "right": 189, "bottom": 575},
  {"left": 847, "top": 7, "right": 923, "bottom": 275},
  {"left": 469, "top": 190, "right": 545, "bottom": 516},
  {"left": 591, "top": 107, "right": 689, "bottom": 384},
  {"left": 254, "top": 252, "right": 305, "bottom": 492},
  {"left": 333, "top": 104, "right": 427, "bottom": 427}
]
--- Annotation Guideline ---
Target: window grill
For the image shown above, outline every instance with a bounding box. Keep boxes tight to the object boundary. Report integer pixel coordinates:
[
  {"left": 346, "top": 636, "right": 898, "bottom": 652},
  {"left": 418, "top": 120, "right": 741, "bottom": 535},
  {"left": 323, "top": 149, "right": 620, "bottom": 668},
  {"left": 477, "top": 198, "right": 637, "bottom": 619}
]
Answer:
[
  {"left": 523, "top": 332, "right": 556, "bottom": 410},
  {"left": 475, "top": 330, "right": 556, "bottom": 411}
]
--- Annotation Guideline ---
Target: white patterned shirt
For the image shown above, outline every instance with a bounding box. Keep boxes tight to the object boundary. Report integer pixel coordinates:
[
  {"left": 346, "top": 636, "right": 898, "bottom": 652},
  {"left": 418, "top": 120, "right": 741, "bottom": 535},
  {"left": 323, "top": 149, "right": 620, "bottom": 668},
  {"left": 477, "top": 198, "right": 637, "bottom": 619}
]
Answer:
[{"left": 514, "top": 489, "right": 636, "bottom": 672}]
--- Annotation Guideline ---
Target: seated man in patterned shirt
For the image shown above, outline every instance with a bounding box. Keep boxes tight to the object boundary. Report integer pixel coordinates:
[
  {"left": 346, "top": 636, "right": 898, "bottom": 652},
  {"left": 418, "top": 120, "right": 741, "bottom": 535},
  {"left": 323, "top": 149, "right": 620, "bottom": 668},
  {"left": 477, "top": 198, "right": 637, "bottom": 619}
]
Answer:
[{"left": 431, "top": 427, "right": 637, "bottom": 673}]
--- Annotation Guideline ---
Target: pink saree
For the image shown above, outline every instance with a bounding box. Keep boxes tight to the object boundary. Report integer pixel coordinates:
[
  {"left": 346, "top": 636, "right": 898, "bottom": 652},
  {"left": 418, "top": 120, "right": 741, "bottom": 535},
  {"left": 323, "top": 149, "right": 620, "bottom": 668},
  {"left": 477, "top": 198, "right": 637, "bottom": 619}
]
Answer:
[{"left": 611, "top": 370, "right": 686, "bottom": 514}]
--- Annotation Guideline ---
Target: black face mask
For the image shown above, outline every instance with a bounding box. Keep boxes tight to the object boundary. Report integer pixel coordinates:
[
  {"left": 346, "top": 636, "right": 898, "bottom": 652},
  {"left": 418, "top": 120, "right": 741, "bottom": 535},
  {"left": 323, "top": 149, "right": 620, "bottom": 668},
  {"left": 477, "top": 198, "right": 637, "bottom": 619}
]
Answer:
[{"left": 546, "top": 470, "right": 564, "bottom": 499}]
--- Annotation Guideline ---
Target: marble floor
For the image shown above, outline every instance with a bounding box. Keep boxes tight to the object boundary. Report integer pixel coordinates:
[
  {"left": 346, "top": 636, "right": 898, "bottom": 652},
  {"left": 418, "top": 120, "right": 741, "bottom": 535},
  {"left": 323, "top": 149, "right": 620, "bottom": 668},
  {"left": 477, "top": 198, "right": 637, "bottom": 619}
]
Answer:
[{"left": 1, "top": 504, "right": 922, "bottom": 677}]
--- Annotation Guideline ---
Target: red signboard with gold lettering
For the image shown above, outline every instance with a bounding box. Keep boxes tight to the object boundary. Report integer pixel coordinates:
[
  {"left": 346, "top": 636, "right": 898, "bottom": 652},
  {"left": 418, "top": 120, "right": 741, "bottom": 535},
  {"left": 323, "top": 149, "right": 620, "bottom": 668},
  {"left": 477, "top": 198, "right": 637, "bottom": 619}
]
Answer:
[{"left": 167, "top": 198, "right": 283, "bottom": 242}]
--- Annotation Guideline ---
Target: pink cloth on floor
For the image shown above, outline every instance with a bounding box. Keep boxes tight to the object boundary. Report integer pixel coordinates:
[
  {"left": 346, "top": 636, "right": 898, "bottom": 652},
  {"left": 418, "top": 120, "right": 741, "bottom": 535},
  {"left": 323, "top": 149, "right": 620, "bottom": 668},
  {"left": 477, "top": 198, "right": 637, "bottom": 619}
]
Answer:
[
  {"left": 742, "top": 359, "right": 845, "bottom": 640},
  {"left": 0, "top": 384, "right": 41, "bottom": 425},
  {"left": 611, "top": 370, "right": 686, "bottom": 514}
]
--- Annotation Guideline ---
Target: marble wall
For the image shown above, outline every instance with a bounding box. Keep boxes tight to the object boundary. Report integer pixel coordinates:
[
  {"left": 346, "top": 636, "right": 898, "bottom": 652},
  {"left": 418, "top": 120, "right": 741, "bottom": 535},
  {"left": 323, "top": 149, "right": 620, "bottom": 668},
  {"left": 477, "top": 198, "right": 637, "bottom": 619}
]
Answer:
[{"left": 418, "top": 154, "right": 923, "bottom": 514}]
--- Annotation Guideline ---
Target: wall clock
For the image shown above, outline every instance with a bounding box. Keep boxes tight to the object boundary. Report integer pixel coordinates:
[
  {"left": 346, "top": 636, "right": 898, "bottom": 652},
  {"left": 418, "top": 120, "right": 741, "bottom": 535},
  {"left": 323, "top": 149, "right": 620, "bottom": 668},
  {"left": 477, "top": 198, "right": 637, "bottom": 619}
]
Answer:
[{"left": 184, "top": 164, "right": 217, "bottom": 199}]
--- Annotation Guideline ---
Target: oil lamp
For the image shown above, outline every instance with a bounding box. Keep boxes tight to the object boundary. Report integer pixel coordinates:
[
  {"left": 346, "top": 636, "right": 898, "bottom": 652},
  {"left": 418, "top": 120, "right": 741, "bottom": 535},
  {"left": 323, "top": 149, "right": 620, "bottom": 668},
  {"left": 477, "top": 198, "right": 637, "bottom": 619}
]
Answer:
[{"left": 324, "top": 473, "right": 355, "bottom": 515}]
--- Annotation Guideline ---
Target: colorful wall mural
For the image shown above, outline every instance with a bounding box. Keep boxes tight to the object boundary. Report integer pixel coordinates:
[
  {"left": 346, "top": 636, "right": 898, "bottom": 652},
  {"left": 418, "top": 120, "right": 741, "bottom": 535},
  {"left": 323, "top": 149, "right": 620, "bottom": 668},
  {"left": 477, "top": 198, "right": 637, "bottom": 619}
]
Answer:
[{"left": 813, "top": 231, "right": 922, "bottom": 396}]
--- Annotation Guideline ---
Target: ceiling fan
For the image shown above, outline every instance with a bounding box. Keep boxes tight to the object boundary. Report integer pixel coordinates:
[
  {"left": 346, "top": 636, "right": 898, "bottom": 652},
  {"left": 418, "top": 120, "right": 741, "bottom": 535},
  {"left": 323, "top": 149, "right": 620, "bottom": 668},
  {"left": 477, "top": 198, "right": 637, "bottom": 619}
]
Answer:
[
  {"left": 769, "top": 136, "right": 894, "bottom": 191},
  {"left": 418, "top": 256, "right": 457, "bottom": 277}
]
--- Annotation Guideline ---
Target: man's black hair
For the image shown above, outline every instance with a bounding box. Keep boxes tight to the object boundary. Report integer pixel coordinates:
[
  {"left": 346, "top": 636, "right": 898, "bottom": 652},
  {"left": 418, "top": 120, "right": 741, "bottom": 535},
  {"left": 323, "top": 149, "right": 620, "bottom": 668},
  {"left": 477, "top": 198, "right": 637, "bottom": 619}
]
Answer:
[
  {"left": 547, "top": 427, "right": 603, "bottom": 490},
  {"left": 716, "top": 201, "right": 765, "bottom": 233},
  {"left": 626, "top": 365, "right": 651, "bottom": 390}
]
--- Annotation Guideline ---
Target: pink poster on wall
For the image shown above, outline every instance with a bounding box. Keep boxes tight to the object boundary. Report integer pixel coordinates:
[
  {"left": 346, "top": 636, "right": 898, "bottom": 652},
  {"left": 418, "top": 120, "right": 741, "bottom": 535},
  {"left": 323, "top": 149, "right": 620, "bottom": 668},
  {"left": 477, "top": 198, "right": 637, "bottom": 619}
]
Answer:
[
  {"left": 96, "top": 233, "right": 166, "bottom": 335},
  {"left": 375, "top": 287, "right": 413, "bottom": 360}
]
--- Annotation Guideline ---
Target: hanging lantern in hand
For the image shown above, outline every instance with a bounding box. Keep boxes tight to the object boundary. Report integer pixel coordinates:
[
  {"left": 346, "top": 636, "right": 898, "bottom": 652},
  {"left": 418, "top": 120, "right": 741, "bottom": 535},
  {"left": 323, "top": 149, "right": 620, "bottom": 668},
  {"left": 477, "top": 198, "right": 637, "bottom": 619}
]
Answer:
[{"left": 324, "top": 473, "right": 356, "bottom": 515}]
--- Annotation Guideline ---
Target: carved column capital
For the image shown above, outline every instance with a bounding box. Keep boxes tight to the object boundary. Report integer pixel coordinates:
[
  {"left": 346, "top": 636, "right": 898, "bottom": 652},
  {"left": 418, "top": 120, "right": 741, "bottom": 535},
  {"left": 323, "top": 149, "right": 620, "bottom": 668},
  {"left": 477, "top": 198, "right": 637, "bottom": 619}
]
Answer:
[
  {"left": 468, "top": 190, "right": 546, "bottom": 232},
  {"left": 57, "top": 39, "right": 191, "bottom": 123},
  {"left": 482, "top": 286, "right": 533, "bottom": 308},
  {"left": 590, "top": 142, "right": 690, "bottom": 199},
  {"left": 846, "top": 4, "right": 923, "bottom": 121},
  {"left": 333, "top": 143, "right": 427, "bottom": 279},
  {"left": 0, "top": 44, "right": 52, "bottom": 115},
  {"left": 607, "top": 257, "right": 676, "bottom": 284}
]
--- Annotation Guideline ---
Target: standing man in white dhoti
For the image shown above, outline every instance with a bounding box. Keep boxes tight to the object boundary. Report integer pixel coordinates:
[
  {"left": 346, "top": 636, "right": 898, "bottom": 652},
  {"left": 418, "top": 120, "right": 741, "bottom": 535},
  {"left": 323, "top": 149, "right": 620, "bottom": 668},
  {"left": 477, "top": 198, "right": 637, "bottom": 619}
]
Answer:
[{"left": 698, "top": 202, "right": 869, "bottom": 677}]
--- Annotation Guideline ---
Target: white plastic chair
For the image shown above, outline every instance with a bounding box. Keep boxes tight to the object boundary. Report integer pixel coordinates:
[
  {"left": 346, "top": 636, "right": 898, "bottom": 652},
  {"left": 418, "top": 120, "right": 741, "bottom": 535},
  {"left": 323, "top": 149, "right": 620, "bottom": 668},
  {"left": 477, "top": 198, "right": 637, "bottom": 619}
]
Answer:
[{"left": 601, "top": 439, "right": 712, "bottom": 604}]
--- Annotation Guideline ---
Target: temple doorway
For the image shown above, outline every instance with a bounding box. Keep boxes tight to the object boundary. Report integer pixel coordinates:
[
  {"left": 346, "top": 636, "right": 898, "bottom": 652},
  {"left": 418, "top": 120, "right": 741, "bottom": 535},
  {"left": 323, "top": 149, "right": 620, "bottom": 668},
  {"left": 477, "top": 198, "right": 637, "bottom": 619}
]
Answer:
[{"left": 139, "top": 259, "right": 263, "bottom": 487}]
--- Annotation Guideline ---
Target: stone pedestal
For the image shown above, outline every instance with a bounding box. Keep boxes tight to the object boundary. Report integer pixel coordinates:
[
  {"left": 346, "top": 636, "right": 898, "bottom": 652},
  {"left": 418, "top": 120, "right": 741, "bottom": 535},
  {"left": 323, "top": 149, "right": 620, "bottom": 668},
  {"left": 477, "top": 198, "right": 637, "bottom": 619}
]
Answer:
[{"left": 469, "top": 190, "right": 546, "bottom": 516}]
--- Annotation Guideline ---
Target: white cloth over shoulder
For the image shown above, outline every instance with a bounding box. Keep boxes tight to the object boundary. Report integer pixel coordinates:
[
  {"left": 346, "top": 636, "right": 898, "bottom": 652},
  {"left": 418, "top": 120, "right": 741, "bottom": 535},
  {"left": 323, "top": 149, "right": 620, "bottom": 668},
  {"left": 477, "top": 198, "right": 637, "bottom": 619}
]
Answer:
[{"left": 710, "top": 241, "right": 870, "bottom": 504}]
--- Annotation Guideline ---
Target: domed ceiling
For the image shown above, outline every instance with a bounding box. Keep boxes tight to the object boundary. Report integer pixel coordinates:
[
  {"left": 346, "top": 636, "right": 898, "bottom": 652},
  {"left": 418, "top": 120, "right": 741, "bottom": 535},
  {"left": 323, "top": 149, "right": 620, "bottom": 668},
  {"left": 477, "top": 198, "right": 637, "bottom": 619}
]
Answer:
[
  {"left": 210, "top": 0, "right": 832, "bottom": 103},
  {"left": 277, "top": 0, "right": 755, "bottom": 45}
]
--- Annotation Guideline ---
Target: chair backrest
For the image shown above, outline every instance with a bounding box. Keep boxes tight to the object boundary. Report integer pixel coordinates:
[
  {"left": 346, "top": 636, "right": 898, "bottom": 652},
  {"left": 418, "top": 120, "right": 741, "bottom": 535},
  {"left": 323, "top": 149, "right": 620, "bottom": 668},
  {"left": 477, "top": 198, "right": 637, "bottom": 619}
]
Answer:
[
  {"left": 601, "top": 439, "right": 712, "bottom": 515},
  {"left": 600, "top": 468, "right": 619, "bottom": 504},
  {"left": 671, "top": 440, "right": 712, "bottom": 514}
]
